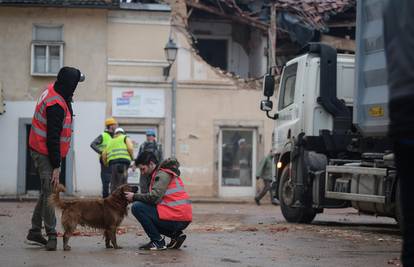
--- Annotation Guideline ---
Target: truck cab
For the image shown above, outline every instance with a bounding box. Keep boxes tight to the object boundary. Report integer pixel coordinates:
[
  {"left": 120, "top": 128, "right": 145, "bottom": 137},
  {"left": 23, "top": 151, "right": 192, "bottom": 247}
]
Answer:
[{"left": 273, "top": 53, "right": 354, "bottom": 158}]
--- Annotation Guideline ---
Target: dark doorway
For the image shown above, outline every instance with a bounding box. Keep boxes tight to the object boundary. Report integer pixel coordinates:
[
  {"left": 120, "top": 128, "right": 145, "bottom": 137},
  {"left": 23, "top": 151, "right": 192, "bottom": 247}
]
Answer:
[
  {"left": 25, "top": 125, "right": 66, "bottom": 191},
  {"left": 195, "top": 39, "right": 228, "bottom": 70}
]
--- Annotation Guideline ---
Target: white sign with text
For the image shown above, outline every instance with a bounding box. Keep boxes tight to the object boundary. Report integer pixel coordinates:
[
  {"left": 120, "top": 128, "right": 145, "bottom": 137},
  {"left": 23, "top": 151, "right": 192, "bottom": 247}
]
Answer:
[{"left": 112, "top": 88, "right": 165, "bottom": 118}]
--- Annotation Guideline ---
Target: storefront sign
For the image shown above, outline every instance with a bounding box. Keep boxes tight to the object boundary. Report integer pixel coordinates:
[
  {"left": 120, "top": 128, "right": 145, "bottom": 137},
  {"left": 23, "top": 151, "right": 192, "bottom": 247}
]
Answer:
[{"left": 112, "top": 88, "right": 165, "bottom": 118}]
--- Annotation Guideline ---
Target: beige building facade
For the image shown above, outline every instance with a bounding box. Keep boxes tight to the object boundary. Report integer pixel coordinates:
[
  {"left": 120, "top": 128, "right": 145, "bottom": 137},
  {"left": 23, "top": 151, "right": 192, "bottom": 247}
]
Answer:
[{"left": 0, "top": 1, "right": 273, "bottom": 198}]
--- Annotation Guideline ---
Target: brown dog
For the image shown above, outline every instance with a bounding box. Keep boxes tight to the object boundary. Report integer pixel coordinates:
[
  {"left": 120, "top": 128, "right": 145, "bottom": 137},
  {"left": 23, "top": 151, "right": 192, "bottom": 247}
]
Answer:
[{"left": 49, "top": 184, "right": 135, "bottom": 251}]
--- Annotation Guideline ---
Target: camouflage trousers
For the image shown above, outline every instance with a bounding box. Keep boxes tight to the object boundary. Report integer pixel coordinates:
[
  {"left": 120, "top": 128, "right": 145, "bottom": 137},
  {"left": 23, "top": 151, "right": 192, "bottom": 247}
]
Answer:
[{"left": 29, "top": 150, "right": 57, "bottom": 236}]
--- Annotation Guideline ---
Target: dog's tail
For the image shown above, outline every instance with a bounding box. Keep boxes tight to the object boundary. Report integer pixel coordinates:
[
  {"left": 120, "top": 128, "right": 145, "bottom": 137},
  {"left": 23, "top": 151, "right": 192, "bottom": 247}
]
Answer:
[{"left": 49, "top": 184, "right": 67, "bottom": 209}]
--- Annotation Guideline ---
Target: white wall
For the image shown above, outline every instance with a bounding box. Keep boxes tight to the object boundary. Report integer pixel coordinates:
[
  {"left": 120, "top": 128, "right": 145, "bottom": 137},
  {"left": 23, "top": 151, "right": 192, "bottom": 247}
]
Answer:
[
  {"left": 0, "top": 101, "right": 35, "bottom": 195},
  {"left": 72, "top": 102, "right": 106, "bottom": 196},
  {"left": 0, "top": 101, "right": 106, "bottom": 196}
]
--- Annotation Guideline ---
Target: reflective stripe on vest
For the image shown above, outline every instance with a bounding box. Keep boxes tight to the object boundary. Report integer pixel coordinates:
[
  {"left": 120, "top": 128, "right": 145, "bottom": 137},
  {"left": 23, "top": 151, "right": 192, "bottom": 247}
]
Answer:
[
  {"left": 38, "top": 95, "right": 65, "bottom": 114},
  {"left": 160, "top": 199, "right": 192, "bottom": 207},
  {"left": 34, "top": 112, "right": 47, "bottom": 124},
  {"left": 34, "top": 112, "right": 71, "bottom": 129},
  {"left": 106, "top": 135, "right": 131, "bottom": 162},
  {"left": 151, "top": 168, "right": 192, "bottom": 221},
  {"left": 29, "top": 84, "right": 72, "bottom": 157},
  {"left": 165, "top": 179, "right": 183, "bottom": 195},
  {"left": 31, "top": 125, "right": 46, "bottom": 137}
]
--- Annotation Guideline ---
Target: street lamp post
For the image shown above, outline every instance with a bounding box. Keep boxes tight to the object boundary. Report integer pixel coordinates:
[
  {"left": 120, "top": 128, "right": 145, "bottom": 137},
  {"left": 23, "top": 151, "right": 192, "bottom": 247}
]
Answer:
[{"left": 164, "top": 38, "right": 178, "bottom": 157}]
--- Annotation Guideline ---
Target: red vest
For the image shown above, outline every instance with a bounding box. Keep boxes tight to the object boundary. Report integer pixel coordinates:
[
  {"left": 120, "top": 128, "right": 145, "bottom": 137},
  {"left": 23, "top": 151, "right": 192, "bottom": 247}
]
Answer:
[
  {"left": 150, "top": 168, "right": 192, "bottom": 222},
  {"left": 29, "top": 83, "right": 72, "bottom": 157}
]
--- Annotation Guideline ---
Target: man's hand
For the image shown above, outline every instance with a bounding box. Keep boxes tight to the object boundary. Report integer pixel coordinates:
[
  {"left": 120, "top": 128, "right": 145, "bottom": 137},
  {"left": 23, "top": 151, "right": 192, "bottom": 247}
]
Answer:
[
  {"left": 51, "top": 168, "right": 60, "bottom": 187},
  {"left": 124, "top": 192, "right": 134, "bottom": 203}
]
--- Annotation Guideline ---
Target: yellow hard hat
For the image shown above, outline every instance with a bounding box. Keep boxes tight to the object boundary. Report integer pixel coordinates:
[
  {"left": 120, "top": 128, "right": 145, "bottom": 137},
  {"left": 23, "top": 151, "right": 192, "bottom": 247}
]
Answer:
[{"left": 105, "top": 117, "right": 117, "bottom": 127}]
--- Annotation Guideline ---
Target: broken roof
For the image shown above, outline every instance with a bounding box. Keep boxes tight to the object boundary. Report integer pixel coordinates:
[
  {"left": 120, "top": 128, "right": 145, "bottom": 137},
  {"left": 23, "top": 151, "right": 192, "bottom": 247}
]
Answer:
[
  {"left": 275, "top": 0, "right": 355, "bottom": 31},
  {"left": 187, "top": 0, "right": 355, "bottom": 31}
]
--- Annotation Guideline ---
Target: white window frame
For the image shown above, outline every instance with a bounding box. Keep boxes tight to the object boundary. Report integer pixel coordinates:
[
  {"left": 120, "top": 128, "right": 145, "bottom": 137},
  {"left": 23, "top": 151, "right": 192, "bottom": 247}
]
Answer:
[
  {"left": 31, "top": 25, "right": 64, "bottom": 77},
  {"left": 218, "top": 127, "right": 257, "bottom": 197}
]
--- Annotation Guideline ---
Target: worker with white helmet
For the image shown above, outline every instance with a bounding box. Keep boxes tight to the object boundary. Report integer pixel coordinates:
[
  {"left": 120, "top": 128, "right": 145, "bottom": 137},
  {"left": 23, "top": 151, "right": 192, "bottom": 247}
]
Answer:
[{"left": 102, "top": 127, "right": 134, "bottom": 192}]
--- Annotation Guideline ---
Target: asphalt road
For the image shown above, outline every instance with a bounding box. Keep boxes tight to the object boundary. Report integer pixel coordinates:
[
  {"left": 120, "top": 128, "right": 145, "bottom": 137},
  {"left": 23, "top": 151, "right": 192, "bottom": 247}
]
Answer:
[{"left": 0, "top": 201, "right": 402, "bottom": 267}]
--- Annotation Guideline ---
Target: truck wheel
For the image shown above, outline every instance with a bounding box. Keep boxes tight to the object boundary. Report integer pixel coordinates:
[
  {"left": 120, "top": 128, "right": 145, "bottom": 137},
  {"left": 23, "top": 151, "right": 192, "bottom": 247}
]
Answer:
[
  {"left": 395, "top": 178, "right": 404, "bottom": 232},
  {"left": 279, "top": 163, "right": 316, "bottom": 223}
]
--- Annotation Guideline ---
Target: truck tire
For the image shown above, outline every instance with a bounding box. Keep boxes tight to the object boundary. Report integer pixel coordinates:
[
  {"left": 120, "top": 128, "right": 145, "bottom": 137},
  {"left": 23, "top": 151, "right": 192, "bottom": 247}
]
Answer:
[{"left": 279, "top": 163, "right": 316, "bottom": 223}]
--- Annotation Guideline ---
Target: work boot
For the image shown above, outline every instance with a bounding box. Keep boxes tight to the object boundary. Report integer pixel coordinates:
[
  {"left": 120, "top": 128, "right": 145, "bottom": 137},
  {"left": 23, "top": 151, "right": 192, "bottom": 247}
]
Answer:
[
  {"left": 26, "top": 230, "right": 47, "bottom": 245},
  {"left": 45, "top": 235, "right": 57, "bottom": 251},
  {"left": 139, "top": 238, "right": 166, "bottom": 251},
  {"left": 167, "top": 232, "right": 187, "bottom": 249},
  {"left": 271, "top": 197, "right": 280, "bottom": 206}
]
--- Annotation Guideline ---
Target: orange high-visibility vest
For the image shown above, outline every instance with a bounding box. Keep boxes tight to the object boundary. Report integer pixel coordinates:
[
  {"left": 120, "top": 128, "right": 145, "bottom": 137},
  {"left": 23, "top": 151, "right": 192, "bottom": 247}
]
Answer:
[
  {"left": 29, "top": 83, "right": 72, "bottom": 157},
  {"left": 150, "top": 168, "right": 192, "bottom": 222}
]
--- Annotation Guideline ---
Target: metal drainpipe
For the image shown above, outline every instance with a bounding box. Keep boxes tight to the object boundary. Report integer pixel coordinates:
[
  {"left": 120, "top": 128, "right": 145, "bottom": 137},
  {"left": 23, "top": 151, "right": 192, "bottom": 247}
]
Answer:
[{"left": 171, "top": 78, "right": 177, "bottom": 157}]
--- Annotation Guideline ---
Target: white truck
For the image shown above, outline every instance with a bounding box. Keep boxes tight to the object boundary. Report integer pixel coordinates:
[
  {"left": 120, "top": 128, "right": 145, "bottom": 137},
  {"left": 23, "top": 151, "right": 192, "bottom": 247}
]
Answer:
[{"left": 260, "top": 0, "right": 400, "bottom": 224}]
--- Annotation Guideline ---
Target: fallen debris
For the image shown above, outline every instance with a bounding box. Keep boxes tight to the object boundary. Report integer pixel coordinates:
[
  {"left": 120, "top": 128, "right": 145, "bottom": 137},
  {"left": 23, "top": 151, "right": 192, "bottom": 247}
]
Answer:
[
  {"left": 237, "top": 226, "right": 259, "bottom": 232},
  {"left": 268, "top": 226, "right": 289, "bottom": 233},
  {"left": 56, "top": 226, "right": 129, "bottom": 237},
  {"left": 387, "top": 258, "right": 401, "bottom": 266}
]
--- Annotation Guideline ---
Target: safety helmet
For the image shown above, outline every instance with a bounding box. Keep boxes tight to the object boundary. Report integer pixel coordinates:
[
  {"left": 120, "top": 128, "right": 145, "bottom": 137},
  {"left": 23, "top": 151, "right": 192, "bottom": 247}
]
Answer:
[
  {"left": 114, "top": 127, "right": 125, "bottom": 134},
  {"left": 146, "top": 129, "right": 156, "bottom": 137},
  {"left": 105, "top": 117, "right": 117, "bottom": 127}
]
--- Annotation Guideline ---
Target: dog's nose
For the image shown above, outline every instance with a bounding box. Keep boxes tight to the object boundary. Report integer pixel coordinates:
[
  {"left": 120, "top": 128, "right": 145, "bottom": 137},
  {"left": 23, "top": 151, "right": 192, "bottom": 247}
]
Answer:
[{"left": 130, "top": 186, "right": 139, "bottom": 193}]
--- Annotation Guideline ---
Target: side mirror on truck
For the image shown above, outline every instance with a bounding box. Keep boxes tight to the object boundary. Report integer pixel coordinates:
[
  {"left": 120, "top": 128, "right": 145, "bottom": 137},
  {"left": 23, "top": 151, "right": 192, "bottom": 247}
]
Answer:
[
  {"left": 260, "top": 73, "right": 279, "bottom": 120},
  {"left": 263, "top": 74, "right": 275, "bottom": 97},
  {"left": 260, "top": 99, "right": 273, "bottom": 111}
]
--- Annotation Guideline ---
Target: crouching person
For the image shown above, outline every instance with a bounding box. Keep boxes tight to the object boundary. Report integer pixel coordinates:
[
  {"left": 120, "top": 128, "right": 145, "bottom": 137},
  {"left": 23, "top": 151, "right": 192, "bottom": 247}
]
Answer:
[{"left": 124, "top": 151, "right": 192, "bottom": 250}]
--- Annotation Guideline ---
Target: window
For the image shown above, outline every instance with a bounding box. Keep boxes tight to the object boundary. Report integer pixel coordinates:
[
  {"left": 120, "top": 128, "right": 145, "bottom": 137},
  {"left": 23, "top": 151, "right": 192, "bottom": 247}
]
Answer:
[
  {"left": 221, "top": 129, "right": 253, "bottom": 187},
  {"left": 195, "top": 39, "right": 228, "bottom": 71},
  {"left": 278, "top": 63, "right": 298, "bottom": 110},
  {"left": 31, "top": 25, "right": 64, "bottom": 76}
]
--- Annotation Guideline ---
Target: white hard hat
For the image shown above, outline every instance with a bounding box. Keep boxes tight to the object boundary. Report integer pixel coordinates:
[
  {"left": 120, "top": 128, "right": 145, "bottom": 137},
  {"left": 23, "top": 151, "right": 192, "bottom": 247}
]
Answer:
[{"left": 114, "top": 127, "right": 125, "bottom": 134}]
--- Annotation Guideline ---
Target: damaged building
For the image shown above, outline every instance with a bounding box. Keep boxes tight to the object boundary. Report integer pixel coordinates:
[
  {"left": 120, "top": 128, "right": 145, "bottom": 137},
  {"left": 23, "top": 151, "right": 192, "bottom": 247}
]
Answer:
[
  {"left": 0, "top": 0, "right": 355, "bottom": 198},
  {"left": 167, "top": 0, "right": 356, "bottom": 197},
  {"left": 185, "top": 0, "right": 355, "bottom": 73}
]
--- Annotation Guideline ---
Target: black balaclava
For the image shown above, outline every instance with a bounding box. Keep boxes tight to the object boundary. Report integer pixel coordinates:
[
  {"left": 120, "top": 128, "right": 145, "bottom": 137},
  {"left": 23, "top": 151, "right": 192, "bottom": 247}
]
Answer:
[
  {"left": 54, "top": 66, "right": 81, "bottom": 102},
  {"left": 54, "top": 66, "right": 81, "bottom": 115}
]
